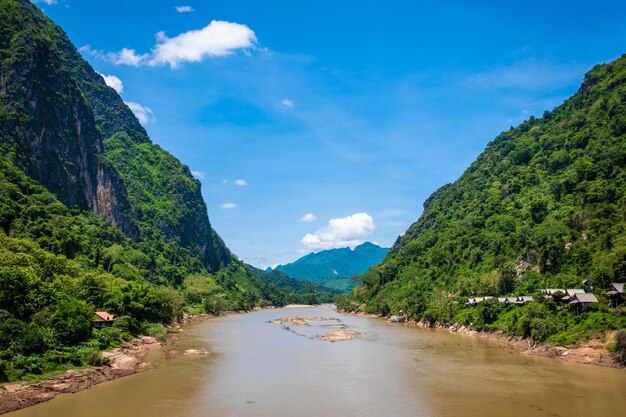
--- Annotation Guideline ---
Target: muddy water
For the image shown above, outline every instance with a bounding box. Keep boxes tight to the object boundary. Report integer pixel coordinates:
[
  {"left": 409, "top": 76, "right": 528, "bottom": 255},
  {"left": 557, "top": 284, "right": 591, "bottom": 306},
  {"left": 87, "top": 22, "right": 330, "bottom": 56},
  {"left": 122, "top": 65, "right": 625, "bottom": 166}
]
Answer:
[{"left": 7, "top": 305, "right": 626, "bottom": 417}]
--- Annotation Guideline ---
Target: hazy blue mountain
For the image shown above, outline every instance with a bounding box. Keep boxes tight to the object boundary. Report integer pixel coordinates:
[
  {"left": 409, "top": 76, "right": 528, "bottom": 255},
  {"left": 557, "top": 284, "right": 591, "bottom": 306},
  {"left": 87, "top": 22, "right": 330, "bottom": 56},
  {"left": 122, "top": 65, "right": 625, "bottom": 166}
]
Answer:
[{"left": 275, "top": 242, "right": 388, "bottom": 291}]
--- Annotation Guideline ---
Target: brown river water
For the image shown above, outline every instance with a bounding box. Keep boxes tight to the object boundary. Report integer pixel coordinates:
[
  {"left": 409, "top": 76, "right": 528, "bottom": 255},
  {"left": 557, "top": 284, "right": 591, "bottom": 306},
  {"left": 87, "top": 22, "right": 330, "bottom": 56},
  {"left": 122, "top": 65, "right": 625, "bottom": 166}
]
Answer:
[{"left": 7, "top": 305, "right": 626, "bottom": 417}]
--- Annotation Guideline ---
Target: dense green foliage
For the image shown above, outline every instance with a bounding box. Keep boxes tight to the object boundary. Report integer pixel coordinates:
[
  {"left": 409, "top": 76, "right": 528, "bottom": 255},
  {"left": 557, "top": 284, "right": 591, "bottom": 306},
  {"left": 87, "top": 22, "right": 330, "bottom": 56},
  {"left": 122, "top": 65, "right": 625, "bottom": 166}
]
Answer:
[
  {"left": 276, "top": 242, "right": 388, "bottom": 291},
  {"left": 245, "top": 264, "right": 342, "bottom": 304},
  {"left": 0, "top": 0, "right": 288, "bottom": 382},
  {"left": 612, "top": 329, "right": 626, "bottom": 365},
  {"left": 348, "top": 55, "right": 626, "bottom": 346}
]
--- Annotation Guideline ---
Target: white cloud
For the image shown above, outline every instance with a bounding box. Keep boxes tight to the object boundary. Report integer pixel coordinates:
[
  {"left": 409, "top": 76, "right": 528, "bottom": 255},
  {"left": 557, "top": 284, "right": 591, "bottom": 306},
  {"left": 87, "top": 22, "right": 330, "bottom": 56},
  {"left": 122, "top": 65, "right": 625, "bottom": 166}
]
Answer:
[
  {"left": 79, "top": 46, "right": 149, "bottom": 67},
  {"left": 281, "top": 98, "right": 294, "bottom": 108},
  {"left": 191, "top": 170, "right": 205, "bottom": 179},
  {"left": 301, "top": 213, "right": 375, "bottom": 251},
  {"left": 97, "top": 72, "right": 123, "bottom": 94},
  {"left": 114, "top": 48, "right": 149, "bottom": 67},
  {"left": 175, "top": 5, "right": 194, "bottom": 13},
  {"left": 125, "top": 102, "right": 156, "bottom": 126},
  {"left": 234, "top": 179, "right": 248, "bottom": 186},
  {"left": 221, "top": 202, "right": 237, "bottom": 209},
  {"left": 299, "top": 213, "right": 317, "bottom": 223},
  {"left": 81, "top": 21, "right": 256, "bottom": 69},
  {"left": 151, "top": 21, "right": 256, "bottom": 68},
  {"left": 33, "top": 0, "right": 57, "bottom": 5},
  {"left": 222, "top": 179, "right": 229, "bottom": 184}
]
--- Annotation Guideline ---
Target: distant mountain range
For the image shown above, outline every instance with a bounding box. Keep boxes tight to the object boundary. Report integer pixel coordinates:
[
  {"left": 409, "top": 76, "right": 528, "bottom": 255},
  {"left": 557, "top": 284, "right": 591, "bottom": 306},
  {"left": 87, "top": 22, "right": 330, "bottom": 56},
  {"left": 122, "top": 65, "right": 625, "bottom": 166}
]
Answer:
[{"left": 274, "top": 242, "right": 388, "bottom": 291}]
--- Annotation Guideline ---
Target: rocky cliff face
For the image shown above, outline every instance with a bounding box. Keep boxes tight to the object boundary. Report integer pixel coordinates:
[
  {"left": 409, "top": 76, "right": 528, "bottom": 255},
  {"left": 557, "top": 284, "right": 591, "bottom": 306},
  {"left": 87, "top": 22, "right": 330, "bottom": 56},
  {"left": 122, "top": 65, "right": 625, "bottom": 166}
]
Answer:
[
  {"left": 0, "top": 0, "right": 230, "bottom": 271},
  {"left": 0, "top": 3, "right": 136, "bottom": 235}
]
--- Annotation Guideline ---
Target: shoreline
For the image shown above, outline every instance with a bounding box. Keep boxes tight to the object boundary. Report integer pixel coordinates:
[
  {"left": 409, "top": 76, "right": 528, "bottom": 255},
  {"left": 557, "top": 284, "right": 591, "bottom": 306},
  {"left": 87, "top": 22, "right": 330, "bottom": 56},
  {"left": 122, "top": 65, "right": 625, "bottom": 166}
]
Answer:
[
  {"left": 0, "top": 305, "right": 310, "bottom": 415},
  {"left": 337, "top": 308, "right": 623, "bottom": 369},
  {"left": 0, "top": 309, "right": 242, "bottom": 415}
]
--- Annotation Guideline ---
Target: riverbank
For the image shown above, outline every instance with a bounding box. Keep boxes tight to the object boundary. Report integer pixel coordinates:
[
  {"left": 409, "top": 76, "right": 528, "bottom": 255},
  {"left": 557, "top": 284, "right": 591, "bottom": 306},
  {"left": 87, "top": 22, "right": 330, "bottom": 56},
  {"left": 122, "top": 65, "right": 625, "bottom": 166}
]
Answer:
[
  {"left": 337, "top": 308, "right": 623, "bottom": 369},
  {"left": 0, "top": 309, "right": 245, "bottom": 415},
  {"left": 0, "top": 336, "right": 161, "bottom": 414}
]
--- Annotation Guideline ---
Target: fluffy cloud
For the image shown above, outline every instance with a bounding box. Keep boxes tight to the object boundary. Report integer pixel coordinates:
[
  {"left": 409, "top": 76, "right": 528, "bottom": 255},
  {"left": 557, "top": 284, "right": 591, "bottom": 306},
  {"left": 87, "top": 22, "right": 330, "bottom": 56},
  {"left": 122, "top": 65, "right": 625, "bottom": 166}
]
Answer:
[
  {"left": 79, "top": 46, "right": 148, "bottom": 67},
  {"left": 114, "top": 48, "right": 149, "bottom": 66},
  {"left": 221, "top": 202, "right": 237, "bottom": 209},
  {"left": 80, "top": 21, "right": 255, "bottom": 69},
  {"left": 234, "top": 179, "right": 248, "bottom": 186},
  {"left": 191, "top": 170, "right": 205, "bottom": 179},
  {"left": 281, "top": 98, "right": 294, "bottom": 108},
  {"left": 151, "top": 21, "right": 256, "bottom": 68},
  {"left": 175, "top": 5, "right": 194, "bottom": 13},
  {"left": 301, "top": 213, "right": 375, "bottom": 251},
  {"left": 97, "top": 72, "right": 123, "bottom": 94},
  {"left": 33, "top": 0, "right": 57, "bottom": 5},
  {"left": 299, "top": 213, "right": 317, "bottom": 223},
  {"left": 125, "top": 102, "right": 156, "bottom": 126}
]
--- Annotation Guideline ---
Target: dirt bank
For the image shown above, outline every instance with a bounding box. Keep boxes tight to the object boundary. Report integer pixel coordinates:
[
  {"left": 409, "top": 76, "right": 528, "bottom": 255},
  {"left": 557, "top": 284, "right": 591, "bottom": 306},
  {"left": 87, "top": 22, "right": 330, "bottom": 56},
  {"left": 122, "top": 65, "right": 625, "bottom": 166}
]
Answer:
[
  {"left": 0, "top": 336, "right": 161, "bottom": 415},
  {"left": 0, "top": 308, "right": 270, "bottom": 415},
  {"left": 338, "top": 309, "right": 623, "bottom": 368}
]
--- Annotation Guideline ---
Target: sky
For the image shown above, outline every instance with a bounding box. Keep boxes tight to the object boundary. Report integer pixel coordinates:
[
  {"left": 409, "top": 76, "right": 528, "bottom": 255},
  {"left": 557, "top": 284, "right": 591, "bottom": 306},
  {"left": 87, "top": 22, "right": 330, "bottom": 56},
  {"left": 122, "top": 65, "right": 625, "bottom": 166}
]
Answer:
[{"left": 36, "top": 0, "right": 626, "bottom": 268}]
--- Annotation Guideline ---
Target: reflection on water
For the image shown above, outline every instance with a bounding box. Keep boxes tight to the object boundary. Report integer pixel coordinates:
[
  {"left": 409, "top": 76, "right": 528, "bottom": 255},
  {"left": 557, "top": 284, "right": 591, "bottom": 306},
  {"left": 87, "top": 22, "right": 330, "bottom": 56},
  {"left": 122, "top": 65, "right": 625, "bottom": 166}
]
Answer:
[{"left": 7, "top": 305, "right": 626, "bottom": 417}]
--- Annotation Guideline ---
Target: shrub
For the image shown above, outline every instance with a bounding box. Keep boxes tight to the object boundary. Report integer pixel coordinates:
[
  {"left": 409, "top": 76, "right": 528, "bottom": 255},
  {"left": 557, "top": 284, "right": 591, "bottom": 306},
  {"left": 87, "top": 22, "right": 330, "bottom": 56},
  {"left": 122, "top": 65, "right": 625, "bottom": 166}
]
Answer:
[
  {"left": 612, "top": 329, "right": 626, "bottom": 365},
  {"left": 141, "top": 323, "right": 167, "bottom": 342},
  {"left": 93, "top": 326, "right": 128, "bottom": 349}
]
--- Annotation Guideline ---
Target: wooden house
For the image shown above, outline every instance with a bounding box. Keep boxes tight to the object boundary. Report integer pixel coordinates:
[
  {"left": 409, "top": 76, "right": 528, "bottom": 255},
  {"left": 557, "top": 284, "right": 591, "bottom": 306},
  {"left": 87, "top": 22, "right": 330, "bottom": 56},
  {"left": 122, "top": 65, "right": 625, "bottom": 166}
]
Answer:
[
  {"left": 561, "top": 289, "right": 585, "bottom": 302},
  {"left": 466, "top": 296, "right": 493, "bottom": 305},
  {"left": 505, "top": 296, "right": 521, "bottom": 305},
  {"left": 569, "top": 293, "right": 598, "bottom": 314},
  {"left": 93, "top": 311, "right": 116, "bottom": 329},
  {"left": 606, "top": 283, "right": 625, "bottom": 307},
  {"left": 542, "top": 289, "right": 565, "bottom": 299}
]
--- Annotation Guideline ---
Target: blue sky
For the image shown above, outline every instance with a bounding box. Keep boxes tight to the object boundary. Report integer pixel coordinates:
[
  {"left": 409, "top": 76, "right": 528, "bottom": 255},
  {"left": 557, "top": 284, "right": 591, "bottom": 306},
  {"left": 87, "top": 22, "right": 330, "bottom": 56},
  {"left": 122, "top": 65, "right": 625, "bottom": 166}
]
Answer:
[{"left": 37, "top": 0, "right": 626, "bottom": 268}]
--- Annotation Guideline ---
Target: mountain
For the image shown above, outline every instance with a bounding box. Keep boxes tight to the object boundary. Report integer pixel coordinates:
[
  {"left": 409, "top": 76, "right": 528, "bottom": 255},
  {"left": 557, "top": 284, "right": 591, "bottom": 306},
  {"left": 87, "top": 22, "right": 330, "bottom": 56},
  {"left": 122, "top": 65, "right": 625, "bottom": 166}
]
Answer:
[
  {"left": 0, "top": 0, "right": 230, "bottom": 277},
  {"left": 244, "top": 264, "right": 342, "bottom": 304},
  {"left": 342, "top": 55, "right": 626, "bottom": 344},
  {"left": 275, "top": 242, "right": 389, "bottom": 291},
  {"left": 0, "top": 0, "right": 284, "bottom": 381}
]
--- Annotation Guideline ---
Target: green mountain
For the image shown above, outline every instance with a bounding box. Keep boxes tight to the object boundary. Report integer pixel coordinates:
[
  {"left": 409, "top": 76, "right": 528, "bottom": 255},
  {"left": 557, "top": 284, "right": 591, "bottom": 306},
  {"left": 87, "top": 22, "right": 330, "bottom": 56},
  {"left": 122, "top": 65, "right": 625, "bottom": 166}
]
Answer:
[
  {"left": 342, "top": 55, "right": 626, "bottom": 344},
  {"left": 244, "top": 264, "right": 342, "bottom": 304},
  {"left": 275, "top": 242, "right": 389, "bottom": 291},
  {"left": 0, "top": 0, "right": 284, "bottom": 381}
]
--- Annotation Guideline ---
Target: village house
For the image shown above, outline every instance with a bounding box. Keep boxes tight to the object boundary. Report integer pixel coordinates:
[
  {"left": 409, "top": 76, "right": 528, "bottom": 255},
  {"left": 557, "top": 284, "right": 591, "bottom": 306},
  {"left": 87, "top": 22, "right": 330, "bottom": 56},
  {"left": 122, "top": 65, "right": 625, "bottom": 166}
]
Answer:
[
  {"left": 466, "top": 296, "right": 493, "bottom": 305},
  {"left": 542, "top": 288, "right": 565, "bottom": 298},
  {"left": 504, "top": 296, "right": 520, "bottom": 305},
  {"left": 468, "top": 296, "right": 534, "bottom": 306},
  {"left": 517, "top": 296, "right": 534, "bottom": 304},
  {"left": 606, "top": 283, "right": 625, "bottom": 307},
  {"left": 561, "top": 289, "right": 586, "bottom": 302},
  {"left": 93, "top": 311, "right": 116, "bottom": 329},
  {"left": 569, "top": 293, "right": 598, "bottom": 314}
]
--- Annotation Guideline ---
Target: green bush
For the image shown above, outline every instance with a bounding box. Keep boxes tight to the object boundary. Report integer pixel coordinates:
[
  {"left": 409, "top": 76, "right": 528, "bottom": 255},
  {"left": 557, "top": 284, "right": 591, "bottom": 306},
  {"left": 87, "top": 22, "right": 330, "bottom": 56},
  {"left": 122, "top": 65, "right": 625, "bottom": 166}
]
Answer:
[
  {"left": 140, "top": 323, "right": 167, "bottom": 342},
  {"left": 611, "top": 329, "right": 626, "bottom": 365},
  {"left": 93, "top": 326, "right": 128, "bottom": 349}
]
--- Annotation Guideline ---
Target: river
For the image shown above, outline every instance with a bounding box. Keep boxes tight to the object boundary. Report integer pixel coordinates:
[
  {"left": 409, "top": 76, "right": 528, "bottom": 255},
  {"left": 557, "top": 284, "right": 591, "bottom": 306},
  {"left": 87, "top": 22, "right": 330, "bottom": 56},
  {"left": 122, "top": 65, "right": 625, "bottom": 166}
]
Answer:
[{"left": 7, "top": 305, "right": 626, "bottom": 417}]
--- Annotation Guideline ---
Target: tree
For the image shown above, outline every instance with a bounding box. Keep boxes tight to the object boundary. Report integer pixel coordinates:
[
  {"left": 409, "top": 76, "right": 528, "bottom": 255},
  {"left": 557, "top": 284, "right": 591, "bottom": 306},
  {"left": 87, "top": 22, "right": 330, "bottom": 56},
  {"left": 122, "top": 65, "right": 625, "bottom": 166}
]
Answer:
[{"left": 50, "top": 298, "right": 93, "bottom": 345}]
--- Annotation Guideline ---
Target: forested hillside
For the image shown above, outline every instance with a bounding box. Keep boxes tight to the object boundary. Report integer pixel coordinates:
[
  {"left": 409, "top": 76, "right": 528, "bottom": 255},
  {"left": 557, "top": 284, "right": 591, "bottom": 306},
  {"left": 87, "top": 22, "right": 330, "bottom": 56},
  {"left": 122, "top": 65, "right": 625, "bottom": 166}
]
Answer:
[
  {"left": 343, "top": 54, "right": 626, "bottom": 344},
  {"left": 245, "top": 264, "right": 342, "bottom": 304},
  {"left": 0, "top": 0, "right": 284, "bottom": 382}
]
